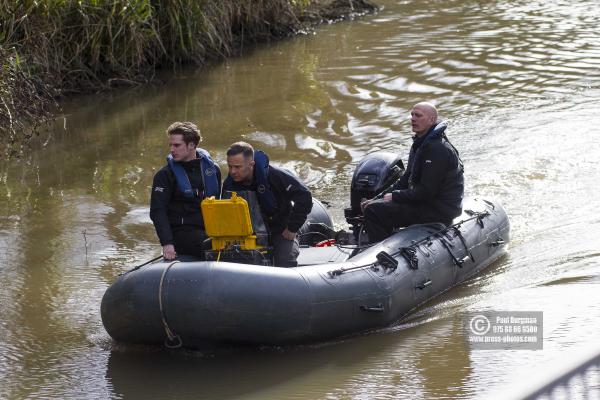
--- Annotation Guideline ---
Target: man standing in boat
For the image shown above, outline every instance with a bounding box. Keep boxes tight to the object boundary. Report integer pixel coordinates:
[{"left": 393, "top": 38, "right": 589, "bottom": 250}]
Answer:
[
  {"left": 362, "top": 102, "right": 464, "bottom": 242},
  {"left": 222, "top": 142, "right": 312, "bottom": 267},
  {"left": 150, "top": 122, "right": 221, "bottom": 260}
]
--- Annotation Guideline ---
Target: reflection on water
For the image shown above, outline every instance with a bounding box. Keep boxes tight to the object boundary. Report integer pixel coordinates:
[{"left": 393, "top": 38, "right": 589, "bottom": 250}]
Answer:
[
  {"left": 1, "top": 0, "right": 600, "bottom": 398},
  {"left": 105, "top": 317, "right": 472, "bottom": 400}
]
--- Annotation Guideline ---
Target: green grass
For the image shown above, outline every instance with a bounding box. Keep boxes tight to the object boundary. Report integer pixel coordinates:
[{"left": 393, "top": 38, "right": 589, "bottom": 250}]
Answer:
[
  {"left": 0, "top": 0, "right": 375, "bottom": 155},
  {"left": 1, "top": 0, "right": 310, "bottom": 93}
]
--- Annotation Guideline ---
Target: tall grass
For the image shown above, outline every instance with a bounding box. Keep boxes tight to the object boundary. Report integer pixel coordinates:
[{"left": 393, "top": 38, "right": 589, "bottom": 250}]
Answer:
[
  {"left": 1, "top": 0, "right": 313, "bottom": 93},
  {"left": 0, "top": 45, "right": 55, "bottom": 155},
  {"left": 0, "top": 0, "right": 375, "bottom": 154}
]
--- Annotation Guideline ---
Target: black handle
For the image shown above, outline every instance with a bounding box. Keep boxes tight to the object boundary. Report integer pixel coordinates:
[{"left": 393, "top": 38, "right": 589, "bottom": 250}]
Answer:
[
  {"left": 416, "top": 279, "right": 432, "bottom": 290},
  {"left": 490, "top": 238, "right": 505, "bottom": 247},
  {"left": 360, "top": 303, "right": 384, "bottom": 312}
]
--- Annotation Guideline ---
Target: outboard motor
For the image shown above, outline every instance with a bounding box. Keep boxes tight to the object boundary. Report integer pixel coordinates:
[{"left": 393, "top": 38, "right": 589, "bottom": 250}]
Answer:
[
  {"left": 298, "top": 198, "right": 335, "bottom": 246},
  {"left": 344, "top": 152, "right": 404, "bottom": 240}
]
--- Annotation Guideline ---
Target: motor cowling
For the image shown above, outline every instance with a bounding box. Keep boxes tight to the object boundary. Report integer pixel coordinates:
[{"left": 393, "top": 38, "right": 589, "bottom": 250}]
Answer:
[
  {"left": 298, "top": 198, "right": 335, "bottom": 246},
  {"left": 344, "top": 152, "right": 404, "bottom": 235}
]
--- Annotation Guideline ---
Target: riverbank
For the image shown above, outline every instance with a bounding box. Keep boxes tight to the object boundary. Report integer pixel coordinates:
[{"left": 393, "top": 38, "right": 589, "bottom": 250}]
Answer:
[{"left": 0, "top": 0, "right": 377, "bottom": 158}]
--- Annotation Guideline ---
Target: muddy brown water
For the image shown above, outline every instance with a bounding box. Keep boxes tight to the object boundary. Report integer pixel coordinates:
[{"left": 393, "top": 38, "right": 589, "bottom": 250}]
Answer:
[{"left": 1, "top": 0, "right": 600, "bottom": 398}]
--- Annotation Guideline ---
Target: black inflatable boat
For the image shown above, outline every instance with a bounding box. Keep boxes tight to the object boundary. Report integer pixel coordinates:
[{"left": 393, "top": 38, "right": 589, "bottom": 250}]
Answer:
[{"left": 101, "top": 153, "right": 509, "bottom": 348}]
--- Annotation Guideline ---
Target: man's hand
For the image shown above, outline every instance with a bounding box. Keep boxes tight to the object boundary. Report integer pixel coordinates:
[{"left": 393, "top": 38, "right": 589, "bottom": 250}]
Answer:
[
  {"left": 162, "top": 244, "right": 177, "bottom": 260},
  {"left": 361, "top": 199, "right": 371, "bottom": 212},
  {"left": 282, "top": 228, "right": 297, "bottom": 241},
  {"left": 383, "top": 193, "right": 393, "bottom": 202}
]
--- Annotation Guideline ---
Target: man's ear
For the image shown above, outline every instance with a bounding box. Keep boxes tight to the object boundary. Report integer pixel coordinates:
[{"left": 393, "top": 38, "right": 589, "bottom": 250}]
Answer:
[{"left": 249, "top": 160, "right": 255, "bottom": 167}]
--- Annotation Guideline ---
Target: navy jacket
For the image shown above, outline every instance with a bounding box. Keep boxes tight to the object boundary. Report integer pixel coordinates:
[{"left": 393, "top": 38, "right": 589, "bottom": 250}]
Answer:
[
  {"left": 150, "top": 157, "right": 221, "bottom": 246},
  {"left": 222, "top": 164, "right": 312, "bottom": 234},
  {"left": 391, "top": 123, "right": 464, "bottom": 221}
]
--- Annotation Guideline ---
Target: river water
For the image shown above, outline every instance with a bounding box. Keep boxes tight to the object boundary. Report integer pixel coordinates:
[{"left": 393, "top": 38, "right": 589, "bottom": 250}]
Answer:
[{"left": 1, "top": 0, "right": 600, "bottom": 398}]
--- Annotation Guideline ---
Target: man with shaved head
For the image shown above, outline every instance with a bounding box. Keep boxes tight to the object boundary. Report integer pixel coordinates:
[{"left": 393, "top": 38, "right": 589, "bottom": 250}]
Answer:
[{"left": 362, "top": 102, "right": 464, "bottom": 242}]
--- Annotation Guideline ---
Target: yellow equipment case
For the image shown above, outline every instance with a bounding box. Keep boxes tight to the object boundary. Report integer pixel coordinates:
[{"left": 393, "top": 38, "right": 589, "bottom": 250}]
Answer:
[{"left": 201, "top": 192, "right": 262, "bottom": 251}]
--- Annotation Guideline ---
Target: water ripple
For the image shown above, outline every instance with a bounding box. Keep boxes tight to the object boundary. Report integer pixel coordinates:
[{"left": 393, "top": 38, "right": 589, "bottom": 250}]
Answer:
[{"left": 3, "top": 1, "right": 600, "bottom": 399}]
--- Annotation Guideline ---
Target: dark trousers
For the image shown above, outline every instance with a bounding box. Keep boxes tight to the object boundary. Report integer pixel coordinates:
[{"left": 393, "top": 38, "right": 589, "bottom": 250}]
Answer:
[
  {"left": 172, "top": 226, "right": 210, "bottom": 259},
  {"left": 271, "top": 234, "right": 300, "bottom": 268},
  {"left": 363, "top": 200, "right": 449, "bottom": 243}
]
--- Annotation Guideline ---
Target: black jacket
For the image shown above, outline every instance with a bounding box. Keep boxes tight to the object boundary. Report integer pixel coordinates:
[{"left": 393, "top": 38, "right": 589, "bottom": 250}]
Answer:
[
  {"left": 222, "top": 165, "right": 312, "bottom": 234},
  {"left": 391, "top": 123, "right": 464, "bottom": 220},
  {"left": 150, "top": 158, "right": 221, "bottom": 246}
]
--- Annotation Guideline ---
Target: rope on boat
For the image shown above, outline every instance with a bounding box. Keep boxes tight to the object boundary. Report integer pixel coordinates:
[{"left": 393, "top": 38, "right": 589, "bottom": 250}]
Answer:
[
  {"left": 438, "top": 236, "right": 464, "bottom": 268},
  {"left": 453, "top": 226, "right": 475, "bottom": 263},
  {"left": 119, "top": 255, "right": 163, "bottom": 276},
  {"left": 400, "top": 247, "right": 419, "bottom": 269},
  {"left": 158, "top": 260, "right": 182, "bottom": 349},
  {"left": 327, "top": 211, "right": 491, "bottom": 277}
]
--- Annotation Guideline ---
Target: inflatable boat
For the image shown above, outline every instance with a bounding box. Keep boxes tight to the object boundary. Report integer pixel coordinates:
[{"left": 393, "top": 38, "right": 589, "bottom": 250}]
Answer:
[{"left": 101, "top": 153, "right": 510, "bottom": 348}]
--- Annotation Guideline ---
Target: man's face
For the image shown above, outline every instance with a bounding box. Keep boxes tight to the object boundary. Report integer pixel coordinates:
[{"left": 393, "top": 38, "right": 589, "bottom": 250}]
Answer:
[
  {"left": 227, "top": 153, "right": 255, "bottom": 184},
  {"left": 410, "top": 105, "right": 436, "bottom": 136},
  {"left": 169, "top": 134, "right": 196, "bottom": 162}
]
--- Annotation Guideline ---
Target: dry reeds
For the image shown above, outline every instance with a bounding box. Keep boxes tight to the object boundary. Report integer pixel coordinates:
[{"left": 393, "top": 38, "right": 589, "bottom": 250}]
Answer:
[
  {"left": 1, "top": 0, "right": 310, "bottom": 93},
  {"left": 0, "top": 45, "right": 55, "bottom": 155},
  {"left": 0, "top": 0, "right": 375, "bottom": 152}
]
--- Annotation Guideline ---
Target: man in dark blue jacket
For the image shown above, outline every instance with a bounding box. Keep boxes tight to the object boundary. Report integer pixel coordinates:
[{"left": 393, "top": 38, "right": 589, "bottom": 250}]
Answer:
[
  {"left": 363, "top": 102, "right": 464, "bottom": 242},
  {"left": 150, "top": 122, "right": 221, "bottom": 260},
  {"left": 222, "top": 142, "right": 312, "bottom": 267}
]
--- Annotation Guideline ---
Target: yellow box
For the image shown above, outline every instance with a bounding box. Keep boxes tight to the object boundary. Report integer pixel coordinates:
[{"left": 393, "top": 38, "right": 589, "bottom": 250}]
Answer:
[
  {"left": 211, "top": 236, "right": 258, "bottom": 251},
  {"left": 201, "top": 192, "right": 261, "bottom": 250}
]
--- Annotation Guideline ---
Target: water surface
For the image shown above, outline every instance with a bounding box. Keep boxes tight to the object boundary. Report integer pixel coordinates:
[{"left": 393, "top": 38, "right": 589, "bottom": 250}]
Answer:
[{"left": 1, "top": 0, "right": 600, "bottom": 398}]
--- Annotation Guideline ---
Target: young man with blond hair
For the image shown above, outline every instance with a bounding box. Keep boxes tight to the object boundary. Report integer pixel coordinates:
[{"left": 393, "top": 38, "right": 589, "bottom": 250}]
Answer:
[{"left": 150, "top": 122, "right": 221, "bottom": 260}]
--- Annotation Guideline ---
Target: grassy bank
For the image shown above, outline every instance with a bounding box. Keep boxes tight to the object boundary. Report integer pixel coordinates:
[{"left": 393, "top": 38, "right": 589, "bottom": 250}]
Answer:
[
  {"left": 0, "top": 0, "right": 377, "bottom": 156},
  {"left": 0, "top": 46, "right": 55, "bottom": 150}
]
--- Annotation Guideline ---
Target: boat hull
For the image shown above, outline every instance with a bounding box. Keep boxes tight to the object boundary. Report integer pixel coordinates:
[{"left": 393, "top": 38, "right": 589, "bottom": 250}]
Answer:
[{"left": 101, "top": 197, "right": 509, "bottom": 347}]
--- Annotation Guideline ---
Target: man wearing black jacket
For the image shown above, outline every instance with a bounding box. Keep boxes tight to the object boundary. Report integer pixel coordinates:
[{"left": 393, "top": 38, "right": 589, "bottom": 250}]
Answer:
[
  {"left": 222, "top": 142, "right": 312, "bottom": 267},
  {"left": 363, "top": 102, "right": 464, "bottom": 242},
  {"left": 150, "top": 122, "right": 221, "bottom": 260}
]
